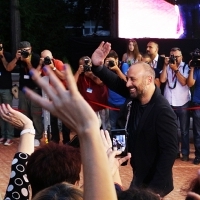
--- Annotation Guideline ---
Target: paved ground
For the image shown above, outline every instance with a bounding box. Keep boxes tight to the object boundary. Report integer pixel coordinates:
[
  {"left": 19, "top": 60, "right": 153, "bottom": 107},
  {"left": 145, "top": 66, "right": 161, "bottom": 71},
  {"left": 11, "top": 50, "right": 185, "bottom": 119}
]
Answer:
[{"left": 0, "top": 137, "right": 199, "bottom": 200}]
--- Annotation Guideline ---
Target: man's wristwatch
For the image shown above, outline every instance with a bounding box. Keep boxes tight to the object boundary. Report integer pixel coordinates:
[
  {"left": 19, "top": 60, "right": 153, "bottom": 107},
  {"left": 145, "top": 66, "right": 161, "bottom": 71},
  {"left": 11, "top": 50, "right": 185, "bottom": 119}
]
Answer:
[
  {"left": 174, "top": 69, "right": 179, "bottom": 74},
  {"left": 52, "top": 67, "right": 56, "bottom": 71}
]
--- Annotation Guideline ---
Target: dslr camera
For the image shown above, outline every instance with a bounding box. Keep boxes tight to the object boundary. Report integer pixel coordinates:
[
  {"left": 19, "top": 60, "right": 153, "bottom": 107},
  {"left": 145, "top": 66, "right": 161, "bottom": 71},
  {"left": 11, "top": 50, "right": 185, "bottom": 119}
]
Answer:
[
  {"left": 108, "top": 60, "right": 115, "bottom": 68},
  {"left": 83, "top": 58, "right": 91, "bottom": 72},
  {"left": 43, "top": 56, "right": 52, "bottom": 65},
  {"left": 168, "top": 55, "right": 177, "bottom": 64},
  {"left": 190, "top": 48, "right": 200, "bottom": 68},
  {"left": 20, "top": 50, "right": 30, "bottom": 58}
]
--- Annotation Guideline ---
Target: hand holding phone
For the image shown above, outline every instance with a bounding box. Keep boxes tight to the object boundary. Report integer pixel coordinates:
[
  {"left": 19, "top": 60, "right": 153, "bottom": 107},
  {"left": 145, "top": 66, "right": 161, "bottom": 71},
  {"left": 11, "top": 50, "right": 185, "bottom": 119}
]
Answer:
[{"left": 111, "top": 129, "right": 128, "bottom": 158}]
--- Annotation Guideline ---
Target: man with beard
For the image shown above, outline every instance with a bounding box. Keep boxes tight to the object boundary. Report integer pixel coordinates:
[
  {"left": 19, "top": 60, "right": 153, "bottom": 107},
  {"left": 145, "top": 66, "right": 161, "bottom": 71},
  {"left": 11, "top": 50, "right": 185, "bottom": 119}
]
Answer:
[{"left": 91, "top": 41, "right": 178, "bottom": 197}]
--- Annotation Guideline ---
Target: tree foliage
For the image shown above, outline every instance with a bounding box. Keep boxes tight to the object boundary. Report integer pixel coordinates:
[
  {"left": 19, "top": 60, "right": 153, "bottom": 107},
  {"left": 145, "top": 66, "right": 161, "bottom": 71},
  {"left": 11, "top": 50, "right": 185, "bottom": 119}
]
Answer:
[{"left": 0, "top": 0, "right": 110, "bottom": 60}]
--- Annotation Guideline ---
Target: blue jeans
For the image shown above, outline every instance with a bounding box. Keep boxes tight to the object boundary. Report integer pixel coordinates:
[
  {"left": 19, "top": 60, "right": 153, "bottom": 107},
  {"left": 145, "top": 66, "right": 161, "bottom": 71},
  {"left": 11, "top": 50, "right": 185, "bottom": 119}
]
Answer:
[
  {"left": 172, "top": 101, "right": 190, "bottom": 156},
  {"left": 18, "top": 89, "right": 43, "bottom": 140},
  {"left": 192, "top": 102, "right": 200, "bottom": 158},
  {"left": 109, "top": 103, "right": 123, "bottom": 130},
  {"left": 0, "top": 89, "right": 14, "bottom": 139}
]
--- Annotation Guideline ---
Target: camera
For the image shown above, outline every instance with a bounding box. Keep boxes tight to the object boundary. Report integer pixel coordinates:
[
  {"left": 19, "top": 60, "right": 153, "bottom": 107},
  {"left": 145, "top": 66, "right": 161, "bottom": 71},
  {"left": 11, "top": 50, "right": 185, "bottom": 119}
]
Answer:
[
  {"left": 83, "top": 58, "right": 91, "bottom": 72},
  {"left": 111, "top": 129, "right": 128, "bottom": 158},
  {"left": 43, "top": 56, "right": 52, "bottom": 65},
  {"left": 20, "top": 50, "right": 30, "bottom": 58},
  {"left": 108, "top": 60, "right": 115, "bottom": 68},
  {"left": 0, "top": 46, "right": 3, "bottom": 51},
  {"left": 168, "top": 55, "right": 177, "bottom": 64},
  {"left": 190, "top": 48, "right": 200, "bottom": 68}
]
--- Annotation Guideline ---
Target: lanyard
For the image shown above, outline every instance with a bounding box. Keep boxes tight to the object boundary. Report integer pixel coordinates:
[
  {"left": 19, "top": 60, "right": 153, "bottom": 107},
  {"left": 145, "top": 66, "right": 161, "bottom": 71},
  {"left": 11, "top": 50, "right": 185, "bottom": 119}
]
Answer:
[{"left": 84, "top": 76, "right": 91, "bottom": 88}]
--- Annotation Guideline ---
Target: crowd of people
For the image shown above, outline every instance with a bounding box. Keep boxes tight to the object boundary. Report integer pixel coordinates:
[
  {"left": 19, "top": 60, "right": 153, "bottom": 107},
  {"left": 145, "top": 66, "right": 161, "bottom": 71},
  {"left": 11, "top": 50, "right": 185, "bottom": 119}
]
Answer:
[{"left": 0, "top": 39, "right": 200, "bottom": 199}]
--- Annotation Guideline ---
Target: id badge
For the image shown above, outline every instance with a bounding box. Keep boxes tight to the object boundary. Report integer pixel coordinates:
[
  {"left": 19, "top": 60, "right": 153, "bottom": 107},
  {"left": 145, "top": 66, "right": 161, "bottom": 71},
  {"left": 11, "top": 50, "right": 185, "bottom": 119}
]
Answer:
[
  {"left": 24, "top": 75, "right": 30, "bottom": 79},
  {"left": 86, "top": 88, "right": 93, "bottom": 93}
]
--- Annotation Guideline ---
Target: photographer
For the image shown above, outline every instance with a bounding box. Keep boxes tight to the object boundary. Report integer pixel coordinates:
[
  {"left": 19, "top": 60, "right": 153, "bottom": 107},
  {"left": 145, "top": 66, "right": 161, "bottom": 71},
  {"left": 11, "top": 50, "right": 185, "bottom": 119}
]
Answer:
[
  {"left": 0, "top": 41, "right": 14, "bottom": 145},
  {"left": 104, "top": 50, "right": 126, "bottom": 130},
  {"left": 187, "top": 49, "right": 200, "bottom": 165},
  {"left": 160, "top": 47, "right": 191, "bottom": 161},
  {"left": 7, "top": 41, "right": 43, "bottom": 147},
  {"left": 38, "top": 50, "right": 70, "bottom": 144},
  {"left": 74, "top": 56, "right": 110, "bottom": 130}
]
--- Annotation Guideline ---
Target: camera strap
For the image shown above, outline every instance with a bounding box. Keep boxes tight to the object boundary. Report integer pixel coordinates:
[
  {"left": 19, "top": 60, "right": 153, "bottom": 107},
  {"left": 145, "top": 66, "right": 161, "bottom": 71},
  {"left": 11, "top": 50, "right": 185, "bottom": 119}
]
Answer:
[{"left": 168, "top": 63, "right": 187, "bottom": 89}]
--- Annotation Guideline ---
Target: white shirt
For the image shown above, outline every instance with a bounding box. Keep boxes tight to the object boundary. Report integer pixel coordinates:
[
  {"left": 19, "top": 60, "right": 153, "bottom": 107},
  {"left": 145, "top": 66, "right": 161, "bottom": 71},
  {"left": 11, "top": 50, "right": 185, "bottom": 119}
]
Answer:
[
  {"left": 164, "top": 62, "right": 191, "bottom": 106},
  {"left": 150, "top": 54, "right": 159, "bottom": 68}
]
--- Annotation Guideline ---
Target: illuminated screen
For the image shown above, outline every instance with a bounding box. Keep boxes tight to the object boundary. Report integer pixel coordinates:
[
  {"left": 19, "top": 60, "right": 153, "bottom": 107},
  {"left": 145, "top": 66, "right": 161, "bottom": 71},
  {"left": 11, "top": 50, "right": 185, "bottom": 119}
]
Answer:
[{"left": 118, "top": 0, "right": 183, "bottom": 39}]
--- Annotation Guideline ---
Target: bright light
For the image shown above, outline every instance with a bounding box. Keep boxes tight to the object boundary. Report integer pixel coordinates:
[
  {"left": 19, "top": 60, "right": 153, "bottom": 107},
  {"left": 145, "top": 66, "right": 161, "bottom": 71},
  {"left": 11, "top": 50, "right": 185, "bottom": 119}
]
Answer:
[{"left": 118, "top": 0, "right": 183, "bottom": 39}]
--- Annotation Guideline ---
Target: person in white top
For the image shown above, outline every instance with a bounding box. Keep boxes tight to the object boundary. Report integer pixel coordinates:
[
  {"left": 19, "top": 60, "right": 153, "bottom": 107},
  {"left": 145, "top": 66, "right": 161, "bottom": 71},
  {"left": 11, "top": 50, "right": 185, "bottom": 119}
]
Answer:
[{"left": 160, "top": 47, "right": 191, "bottom": 161}]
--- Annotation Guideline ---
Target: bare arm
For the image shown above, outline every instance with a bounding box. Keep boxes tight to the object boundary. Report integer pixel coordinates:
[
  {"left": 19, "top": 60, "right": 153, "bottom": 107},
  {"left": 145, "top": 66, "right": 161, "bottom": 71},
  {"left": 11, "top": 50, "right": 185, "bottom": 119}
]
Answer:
[
  {"left": 0, "top": 104, "right": 34, "bottom": 155},
  {"left": 122, "top": 53, "right": 127, "bottom": 62},
  {"left": 23, "top": 65, "right": 118, "bottom": 200},
  {"left": 0, "top": 51, "right": 9, "bottom": 69},
  {"left": 7, "top": 57, "right": 19, "bottom": 71},
  {"left": 74, "top": 65, "right": 84, "bottom": 82}
]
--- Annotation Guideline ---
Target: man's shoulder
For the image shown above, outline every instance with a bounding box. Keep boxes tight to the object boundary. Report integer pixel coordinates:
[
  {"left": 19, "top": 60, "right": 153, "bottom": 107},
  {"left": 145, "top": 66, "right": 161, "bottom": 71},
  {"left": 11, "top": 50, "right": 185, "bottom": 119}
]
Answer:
[{"left": 53, "top": 59, "right": 64, "bottom": 69}]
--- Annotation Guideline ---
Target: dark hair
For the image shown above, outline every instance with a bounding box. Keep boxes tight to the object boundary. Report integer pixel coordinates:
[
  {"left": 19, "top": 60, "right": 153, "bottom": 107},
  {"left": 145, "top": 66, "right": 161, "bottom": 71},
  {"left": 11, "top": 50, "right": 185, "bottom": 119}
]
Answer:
[
  {"left": 117, "top": 188, "right": 160, "bottom": 200},
  {"left": 27, "top": 142, "right": 81, "bottom": 197},
  {"left": 106, "top": 50, "right": 119, "bottom": 59},
  {"left": 170, "top": 47, "right": 181, "bottom": 52},
  {"left": 148, "top": 41, "right": 159, "bottom": 50},
  {"left": 142, "top": 53, "right": 151, "bottom": 59},
  {"left": 127, "top": 39, "right": 140, "bottom": 60},
  {"left": 32, "top": 182, "right": 83, "bottom": 200}
]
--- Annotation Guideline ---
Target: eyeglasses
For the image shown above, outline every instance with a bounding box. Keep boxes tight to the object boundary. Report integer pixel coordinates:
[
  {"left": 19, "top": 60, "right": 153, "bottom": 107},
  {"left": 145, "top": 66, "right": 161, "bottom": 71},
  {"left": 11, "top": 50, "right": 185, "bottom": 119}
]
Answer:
[
  {"left": 171, "top": 47, "right": 181, "bottom": 51},
  {"left": 170, "top": 55, "right": 182, "bottom": 59}
]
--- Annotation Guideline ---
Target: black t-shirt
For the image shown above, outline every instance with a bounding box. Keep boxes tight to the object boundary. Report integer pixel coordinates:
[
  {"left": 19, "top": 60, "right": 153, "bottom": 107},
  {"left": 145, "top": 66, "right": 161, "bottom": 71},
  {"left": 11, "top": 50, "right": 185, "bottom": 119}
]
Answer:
[
  {"left": 17, "top": 52, "right": 40, "bottom": 90},
  {"left": 0, "top": 51, "right": 12, "bottom": 89},
  {"left": 127, "top": 100, "right": 148, "bottom": 152}
]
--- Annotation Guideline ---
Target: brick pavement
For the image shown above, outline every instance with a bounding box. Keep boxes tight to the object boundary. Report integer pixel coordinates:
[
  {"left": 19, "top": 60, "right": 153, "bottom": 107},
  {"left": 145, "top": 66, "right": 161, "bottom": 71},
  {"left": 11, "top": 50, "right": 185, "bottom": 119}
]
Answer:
[{"left": 0, "top": 138, "right": 199, "bottom": 200}]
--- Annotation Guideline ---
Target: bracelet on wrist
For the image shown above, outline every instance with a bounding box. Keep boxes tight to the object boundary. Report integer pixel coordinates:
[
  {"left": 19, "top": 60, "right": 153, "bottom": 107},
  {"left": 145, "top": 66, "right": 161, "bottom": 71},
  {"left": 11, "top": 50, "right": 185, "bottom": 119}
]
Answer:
[{"left": 20, "top": 129, "right": 35, "bottom": 136}]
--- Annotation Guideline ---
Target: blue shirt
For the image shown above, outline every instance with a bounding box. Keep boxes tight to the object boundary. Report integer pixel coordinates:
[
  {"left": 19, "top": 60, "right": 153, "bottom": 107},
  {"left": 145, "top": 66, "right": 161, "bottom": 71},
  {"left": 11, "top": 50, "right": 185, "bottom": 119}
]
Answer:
[
  {"left": 108, "top": 89, "right": 125, "bottom": 106},
  {"left": 193, "top": 69, "right": 200, "bottom": 103}
]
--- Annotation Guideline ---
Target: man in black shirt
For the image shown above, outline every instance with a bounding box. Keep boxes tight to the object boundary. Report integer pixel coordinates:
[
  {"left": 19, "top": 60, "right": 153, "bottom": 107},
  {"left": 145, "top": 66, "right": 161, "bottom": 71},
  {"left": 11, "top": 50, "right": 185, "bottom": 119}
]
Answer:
[
  {"left": 91, "top": 42, "right": 178, "bottom": 197},
  {"left": 7, "top": 41, "right": 43, "bottom": 147},
  {"left": 0, "top": 41, "right": 14, "bottom": 145}
]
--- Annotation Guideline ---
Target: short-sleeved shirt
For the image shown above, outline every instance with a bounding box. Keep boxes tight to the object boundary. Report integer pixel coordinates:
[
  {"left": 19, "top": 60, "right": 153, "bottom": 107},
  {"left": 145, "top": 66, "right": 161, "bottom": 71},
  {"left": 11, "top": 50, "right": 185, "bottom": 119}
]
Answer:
[
  {"left": 77, "top": 74, "right": 108, "bottom": 112},
  {"left": 164, "top": 62, "right": 191, "bottom": 106},
  {"left": 42, "top": 58, "right": 66, "bottom": 88},
  {"left": 17, "top": 52, "right": 40, "bottom": 90}
]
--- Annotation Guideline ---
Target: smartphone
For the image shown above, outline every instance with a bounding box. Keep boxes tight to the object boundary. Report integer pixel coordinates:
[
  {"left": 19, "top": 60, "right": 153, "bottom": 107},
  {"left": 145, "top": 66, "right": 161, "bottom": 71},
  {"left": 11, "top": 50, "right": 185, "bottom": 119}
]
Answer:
[{"left": 111, "top": 129, "right": 128, "bottom": 158}]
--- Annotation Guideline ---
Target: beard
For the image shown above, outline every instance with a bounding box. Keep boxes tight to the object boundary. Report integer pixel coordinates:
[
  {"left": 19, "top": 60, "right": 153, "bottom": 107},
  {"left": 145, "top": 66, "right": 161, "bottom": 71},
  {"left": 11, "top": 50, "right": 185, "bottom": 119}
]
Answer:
[{"left": 129, "top": 80, "right": 148, "bottom": 100}]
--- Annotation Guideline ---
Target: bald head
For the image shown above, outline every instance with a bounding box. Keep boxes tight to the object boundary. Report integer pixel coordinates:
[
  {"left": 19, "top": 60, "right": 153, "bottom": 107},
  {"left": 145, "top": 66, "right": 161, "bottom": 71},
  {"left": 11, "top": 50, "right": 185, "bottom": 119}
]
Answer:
[
  {"left": 126, "top": 62, "right": 156, "bottom": 104},
  {"left": 129, "top": 62, "right": 155, "bottom": 80},
  {"left": 41, "top": 50, "right": 53, "bottom": 59}
]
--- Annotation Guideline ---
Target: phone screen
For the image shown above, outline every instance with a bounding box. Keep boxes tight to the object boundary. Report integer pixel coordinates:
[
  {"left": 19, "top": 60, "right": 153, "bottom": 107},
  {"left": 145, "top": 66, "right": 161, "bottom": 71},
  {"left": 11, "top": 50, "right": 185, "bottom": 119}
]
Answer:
[{"left": 111, "top": 129, "right": 128, "bottom": 157}]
